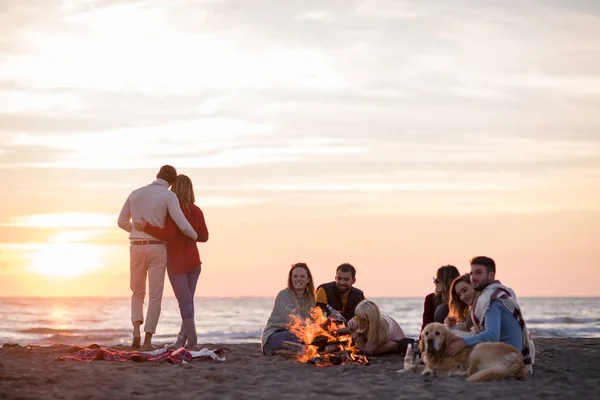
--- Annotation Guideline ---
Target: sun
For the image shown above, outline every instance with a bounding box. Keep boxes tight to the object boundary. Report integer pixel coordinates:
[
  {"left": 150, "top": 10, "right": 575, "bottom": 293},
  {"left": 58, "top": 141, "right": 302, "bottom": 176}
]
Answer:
[{"left": 27, "top": 243, "right": 105, "bottom": 278}]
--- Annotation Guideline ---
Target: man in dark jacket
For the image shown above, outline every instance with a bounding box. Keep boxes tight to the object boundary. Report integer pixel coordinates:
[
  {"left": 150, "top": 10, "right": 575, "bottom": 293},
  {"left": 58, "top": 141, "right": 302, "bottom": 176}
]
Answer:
[{"left": 316, "top": 263, "right": 365, "bottom": 321}]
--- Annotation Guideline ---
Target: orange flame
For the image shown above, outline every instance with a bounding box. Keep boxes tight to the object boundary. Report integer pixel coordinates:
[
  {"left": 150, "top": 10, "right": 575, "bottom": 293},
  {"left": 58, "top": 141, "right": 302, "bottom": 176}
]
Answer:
[{"left": 286, "top": 307, "right": 368, "bottom": 366}]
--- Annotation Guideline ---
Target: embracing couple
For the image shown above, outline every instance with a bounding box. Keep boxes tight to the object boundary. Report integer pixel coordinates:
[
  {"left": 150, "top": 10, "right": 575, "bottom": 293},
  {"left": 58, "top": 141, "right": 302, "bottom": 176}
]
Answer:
[
  {"left": 117, "top": 165, "right": 209, "bottom": 350},
  {"left": 445, "top": 256, "right": 535, "bottom": 373}
]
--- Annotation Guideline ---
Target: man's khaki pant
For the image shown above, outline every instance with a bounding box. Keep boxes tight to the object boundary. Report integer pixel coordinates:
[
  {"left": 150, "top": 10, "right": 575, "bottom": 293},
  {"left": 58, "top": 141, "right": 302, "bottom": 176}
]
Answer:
[{"left": 130, "top": 244, "right": 167, "bottom": 334}]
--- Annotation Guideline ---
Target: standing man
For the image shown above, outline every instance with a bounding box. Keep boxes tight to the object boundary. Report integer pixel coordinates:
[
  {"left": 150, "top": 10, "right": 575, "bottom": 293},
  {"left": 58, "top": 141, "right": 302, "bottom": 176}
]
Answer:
[
  {"left": 446, "top": 256, "right": 534, "bottom": 372},
  {"left": 316, "top": 263, "right": 365, "bottom": 321},
  {"left": 118, "top": 165, "right": 198, "bottom": 349}
]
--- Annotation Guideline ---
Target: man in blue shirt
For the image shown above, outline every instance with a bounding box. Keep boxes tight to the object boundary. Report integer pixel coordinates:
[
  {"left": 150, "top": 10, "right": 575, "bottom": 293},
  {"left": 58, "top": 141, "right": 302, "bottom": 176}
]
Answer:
[{"left": 446, "top": 256, "right": 523, "bottom": 355}]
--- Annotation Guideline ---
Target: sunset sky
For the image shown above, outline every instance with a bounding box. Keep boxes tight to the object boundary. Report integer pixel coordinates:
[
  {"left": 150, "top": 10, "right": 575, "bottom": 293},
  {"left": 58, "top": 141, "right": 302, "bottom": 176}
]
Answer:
[{"left": 1, "top": 0, "right": 599, "bottom": 298}]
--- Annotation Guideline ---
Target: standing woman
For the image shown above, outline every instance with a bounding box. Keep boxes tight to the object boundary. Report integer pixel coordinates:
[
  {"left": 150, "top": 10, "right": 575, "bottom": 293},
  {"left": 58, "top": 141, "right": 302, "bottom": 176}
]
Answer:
[
  {"left": 261, "top": 263, "right": 316, "bottom": 355},
  {"left": 135, "top": 174, "right": 209, "bottom": 350},
  {"left": 420, "top": 265, "right": 460, "bottom": 336}
]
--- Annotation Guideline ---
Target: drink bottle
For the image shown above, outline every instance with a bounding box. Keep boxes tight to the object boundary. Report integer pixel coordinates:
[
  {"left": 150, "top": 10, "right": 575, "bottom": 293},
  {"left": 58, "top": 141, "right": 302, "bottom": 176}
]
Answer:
[
  {"left": 413, "top": 340, "right": 421, "bottom": 362},
  {"left": 325, "top": 304, "right": 346, "bottom": 324},
  {"left": 403, "top": 343, "right": 413, "bottom": 369}
]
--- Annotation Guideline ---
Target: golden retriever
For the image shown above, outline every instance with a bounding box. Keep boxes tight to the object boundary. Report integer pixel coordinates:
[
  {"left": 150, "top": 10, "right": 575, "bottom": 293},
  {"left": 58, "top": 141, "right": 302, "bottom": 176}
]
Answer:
[{"left": 398, "top": 322, "right": 526, "bottom": 382}]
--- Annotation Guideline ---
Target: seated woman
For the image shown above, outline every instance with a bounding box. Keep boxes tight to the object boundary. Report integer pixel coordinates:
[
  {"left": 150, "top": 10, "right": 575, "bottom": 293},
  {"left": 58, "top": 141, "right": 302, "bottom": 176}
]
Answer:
[
  {"left": 420, "top": 265, "right": 460, "bottom": 337},
  {"left": 261, "top": 262, "right": 316, "bottom": 355},
  {"left": 446, "top": 273, "right": 478, "bottom": 338},
  {"left": 347, "top": 299, "right": 412, "bottom": 356}
]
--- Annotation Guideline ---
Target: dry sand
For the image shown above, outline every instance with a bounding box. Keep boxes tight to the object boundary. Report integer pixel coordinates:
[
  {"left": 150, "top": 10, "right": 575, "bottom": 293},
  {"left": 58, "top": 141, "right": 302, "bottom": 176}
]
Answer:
[{"left": 1, "top": 338, "right": 598, "bottom": 399}]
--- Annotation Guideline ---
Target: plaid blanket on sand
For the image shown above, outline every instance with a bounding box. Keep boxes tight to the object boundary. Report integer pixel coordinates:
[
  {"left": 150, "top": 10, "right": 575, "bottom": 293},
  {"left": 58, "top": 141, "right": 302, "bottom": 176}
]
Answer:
[{"left": 57, "top": 345, "right": 225, "bottom": 364}]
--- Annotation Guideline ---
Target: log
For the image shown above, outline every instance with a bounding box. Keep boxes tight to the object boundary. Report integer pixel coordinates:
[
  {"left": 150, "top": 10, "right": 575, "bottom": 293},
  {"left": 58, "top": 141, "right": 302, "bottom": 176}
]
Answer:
[
  {"left": 282, "top": 341, "right": 306, "bottom": 354},
  {"left": 311, "top": 335, "right": 330, "bottom": 349},
  {"left": 324, "top": 344, "right": 342, "bottom": 353},
  {"left": 271, "top": 349, "right": 299, "bottom": 358},
  {"left": 333, "top": 327, "right": 352, "bottom": 336},
  {"left": 308, "top": 353, "right": 346, "bottom": 366}
]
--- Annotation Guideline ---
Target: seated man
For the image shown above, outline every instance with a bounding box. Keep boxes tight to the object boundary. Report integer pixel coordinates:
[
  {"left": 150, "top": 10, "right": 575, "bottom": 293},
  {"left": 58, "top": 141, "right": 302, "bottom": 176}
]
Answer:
[
  {"left": 446, "top": 256, "right": 534, "bottom": 373},
  {"left": 316, "top": 263, "right": 365, "bottom": 322}
]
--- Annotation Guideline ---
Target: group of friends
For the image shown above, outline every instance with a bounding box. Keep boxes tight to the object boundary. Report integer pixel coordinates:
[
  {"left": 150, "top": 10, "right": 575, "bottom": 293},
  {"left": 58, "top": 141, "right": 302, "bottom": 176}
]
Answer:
[
  {"left": 261, "top": 258, "right": 534, "bottom": 373},
  {"left": 117, "top": 165, "right": 533, "bottom": 373},
  {"left": 260, "top": 262, "right": 412, "bottom": 357}
]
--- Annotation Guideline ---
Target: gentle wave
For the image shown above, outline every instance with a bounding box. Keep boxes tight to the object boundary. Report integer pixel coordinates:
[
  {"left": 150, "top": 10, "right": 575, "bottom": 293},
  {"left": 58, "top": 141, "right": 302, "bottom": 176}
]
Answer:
[
  {"left": 20, "top": 328, "right": 128, "bottom": 335},
  {"left": 2, "top": 297, "right": 600, "bottom": 346},
  {"left": 529, "top": 327, "right": 600, "bottom": 338},
  {"left": 527, "top": 317, "right": 600, "bottom": 325}
]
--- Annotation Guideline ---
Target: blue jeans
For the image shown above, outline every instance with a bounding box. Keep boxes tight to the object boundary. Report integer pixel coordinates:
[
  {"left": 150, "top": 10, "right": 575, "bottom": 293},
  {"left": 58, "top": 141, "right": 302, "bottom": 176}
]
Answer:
[
  {"left": 264, "top": 330, "right": 300, "bottom": 354},
  {"left": 168, "top": 265, "right": 201, "bottom": 320}
]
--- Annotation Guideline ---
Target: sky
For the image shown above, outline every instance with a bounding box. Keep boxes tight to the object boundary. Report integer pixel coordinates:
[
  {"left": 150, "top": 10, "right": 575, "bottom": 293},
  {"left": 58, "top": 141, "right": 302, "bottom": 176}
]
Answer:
[{"left": 0, "top": 0, "right": 599, "bottom": 298}]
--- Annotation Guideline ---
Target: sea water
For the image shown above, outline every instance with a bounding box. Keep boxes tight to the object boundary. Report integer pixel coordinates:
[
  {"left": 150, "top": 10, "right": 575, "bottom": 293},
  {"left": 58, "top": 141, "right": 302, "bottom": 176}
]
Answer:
[{"left": 1, "top": 297, "right": 598, "bottom": 347}]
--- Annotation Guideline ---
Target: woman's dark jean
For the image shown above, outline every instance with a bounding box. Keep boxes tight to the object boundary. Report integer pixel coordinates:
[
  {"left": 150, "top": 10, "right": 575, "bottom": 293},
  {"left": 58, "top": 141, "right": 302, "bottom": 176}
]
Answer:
[
  {"left": 264, "top": 330, "right": 300, "bottom": 354},
  {"left": 168, "top": 265, "right": 201, "bottom": 320}
]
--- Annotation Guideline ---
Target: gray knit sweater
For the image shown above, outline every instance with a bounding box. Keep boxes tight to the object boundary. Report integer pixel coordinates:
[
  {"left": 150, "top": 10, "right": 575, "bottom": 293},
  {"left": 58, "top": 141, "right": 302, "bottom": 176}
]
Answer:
[{"left": 260, "top": 289, "right": 313, "bottom": 352}]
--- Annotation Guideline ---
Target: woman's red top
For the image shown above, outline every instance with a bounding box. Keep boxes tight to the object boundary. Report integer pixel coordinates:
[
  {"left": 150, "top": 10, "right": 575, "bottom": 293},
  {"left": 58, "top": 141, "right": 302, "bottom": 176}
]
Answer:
[{"left": 144, "top": 203, "right": 209, "bottom": 274}]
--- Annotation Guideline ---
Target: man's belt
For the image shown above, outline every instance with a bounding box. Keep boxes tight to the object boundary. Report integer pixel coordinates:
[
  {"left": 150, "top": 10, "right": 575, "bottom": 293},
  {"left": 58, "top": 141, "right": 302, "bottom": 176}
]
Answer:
[{"left": 130, "top": 240, "right": 165, "bottom": 246}]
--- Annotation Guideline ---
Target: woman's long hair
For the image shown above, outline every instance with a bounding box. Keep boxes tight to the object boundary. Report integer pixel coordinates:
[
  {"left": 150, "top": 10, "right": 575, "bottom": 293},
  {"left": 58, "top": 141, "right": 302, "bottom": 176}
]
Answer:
[
  {"left": 287, "top": 263, "right": 316, "bottom": 313},
  {"left": 435, "top": 265, "right": 461, "bottom": 305},
  {"left": 354, "top": 300, "right": 390, "bottom": 350},
  {"left": 171, "top": 174, "right": 195, "bottom": 211},
  {"left": 448, "top": 273, "right": 472, "bottom": 321}
]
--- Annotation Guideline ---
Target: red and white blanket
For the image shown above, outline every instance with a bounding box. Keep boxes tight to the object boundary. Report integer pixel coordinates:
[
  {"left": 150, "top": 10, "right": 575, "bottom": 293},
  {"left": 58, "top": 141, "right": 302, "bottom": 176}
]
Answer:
[{"left": 57, "top": 345, "right": 225, "bottom": 364}]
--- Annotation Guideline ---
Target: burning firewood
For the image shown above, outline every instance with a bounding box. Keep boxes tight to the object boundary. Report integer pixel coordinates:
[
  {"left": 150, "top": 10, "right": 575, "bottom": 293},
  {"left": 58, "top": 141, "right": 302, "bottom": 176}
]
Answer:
[
  {"left": 332, "top": 327, "right": 352, "bottom": 336},
  {"left": 311, "top": 335, "right": 330, "bottom": 350},
  {"left": 285, "top": 307, "right": 369, "bottom": 366},
  {"left": 308, "top": 354, "right": 343, "bottom": 366},
  {"left": 282, "top": 341, "right": 306, "bottom": 354},
  {"left": 271, "top": 349, "right": 300, "bottom": 357}
]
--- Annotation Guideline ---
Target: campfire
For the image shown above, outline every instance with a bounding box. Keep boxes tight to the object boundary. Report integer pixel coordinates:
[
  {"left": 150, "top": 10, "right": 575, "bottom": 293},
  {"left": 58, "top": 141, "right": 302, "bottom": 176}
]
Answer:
[{"left": 281, "top": 307, "right": 369, "bottom": 366}]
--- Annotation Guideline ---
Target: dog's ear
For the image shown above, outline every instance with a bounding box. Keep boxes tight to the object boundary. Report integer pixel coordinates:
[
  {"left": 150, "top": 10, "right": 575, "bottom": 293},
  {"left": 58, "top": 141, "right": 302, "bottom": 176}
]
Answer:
[{"left": 418, "top": 337, "right": 424, "bottom": 353}]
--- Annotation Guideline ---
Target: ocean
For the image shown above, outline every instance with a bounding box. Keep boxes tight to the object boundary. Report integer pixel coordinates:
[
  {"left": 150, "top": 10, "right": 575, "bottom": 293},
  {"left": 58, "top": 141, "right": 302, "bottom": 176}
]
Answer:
[{"left": 1, "top": 297, "right": 599, "bottom": 347}]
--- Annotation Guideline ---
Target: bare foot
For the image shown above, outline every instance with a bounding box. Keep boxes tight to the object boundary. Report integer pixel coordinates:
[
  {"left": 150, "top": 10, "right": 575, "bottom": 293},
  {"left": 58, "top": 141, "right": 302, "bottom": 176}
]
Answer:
[
  {"left": 132, "top": 322, "right": 142, "bottom": 349},
  {"left": 131, "top": 336, "right": 141, "bottom": 349}
]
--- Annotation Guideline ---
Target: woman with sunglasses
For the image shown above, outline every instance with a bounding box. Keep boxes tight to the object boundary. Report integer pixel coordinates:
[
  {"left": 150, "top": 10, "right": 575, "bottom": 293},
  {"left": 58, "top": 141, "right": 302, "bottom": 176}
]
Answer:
[
  {"left": 347, "top": 299, "right": 411, "bottom": 356},
  {"left": 420, "top": 265, "right": 460, "bottom": 337},
  {"left": 261, "top": 262, "right": 316, "bottom": 355}
]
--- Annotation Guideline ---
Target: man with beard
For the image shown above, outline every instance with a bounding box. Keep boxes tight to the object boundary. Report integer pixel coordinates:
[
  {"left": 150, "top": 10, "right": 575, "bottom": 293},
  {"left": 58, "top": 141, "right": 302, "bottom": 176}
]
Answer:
[
  {"left": 316, "top": 263, "right": 365, "bottom": 322},
  {"left": 446, "top": 256, "right": 534, "bottom": 372}
]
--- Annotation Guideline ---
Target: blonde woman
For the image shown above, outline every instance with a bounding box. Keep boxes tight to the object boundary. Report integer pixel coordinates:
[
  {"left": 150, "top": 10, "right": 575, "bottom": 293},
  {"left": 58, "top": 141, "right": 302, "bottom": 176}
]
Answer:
[
  {"left": 347, "top": 300, "right": 411, "bottom": 356},
  {"left": 135, "top": 175, "right": 209, "bottom": 350},
  {"left": 261, "top": 263, "right": 316, "bottom": 355}
]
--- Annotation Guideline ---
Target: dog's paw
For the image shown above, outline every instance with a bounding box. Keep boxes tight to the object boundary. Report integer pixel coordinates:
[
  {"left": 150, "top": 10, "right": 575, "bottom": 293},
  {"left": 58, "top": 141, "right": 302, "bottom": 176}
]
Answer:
[
  {"left": 397, "top": 364, "right": 415, "bottom": 374},
  {"left": 421, "top": 369, "right": 434, "bottom": 376}
]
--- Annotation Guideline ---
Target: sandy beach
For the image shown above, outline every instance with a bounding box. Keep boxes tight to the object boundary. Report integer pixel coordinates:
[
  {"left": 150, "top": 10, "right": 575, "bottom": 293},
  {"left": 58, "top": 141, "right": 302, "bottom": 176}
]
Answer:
[{"left": 0, "top": 338, "right": 598, "bottom": 399}]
